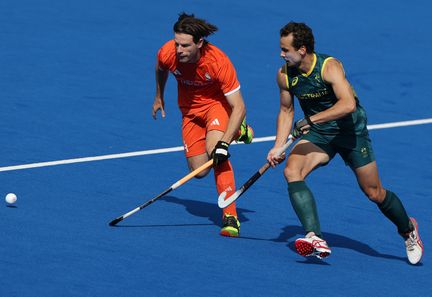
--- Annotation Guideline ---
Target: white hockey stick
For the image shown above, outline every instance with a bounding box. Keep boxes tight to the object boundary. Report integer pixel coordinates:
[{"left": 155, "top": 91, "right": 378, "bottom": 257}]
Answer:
[{"left": 218, "top": 135, "right": 295, "bottom": 208}]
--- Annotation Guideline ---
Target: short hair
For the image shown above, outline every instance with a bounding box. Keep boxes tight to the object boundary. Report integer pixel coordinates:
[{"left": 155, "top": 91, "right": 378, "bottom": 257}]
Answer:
[
  {"left": 173, "top": 13, "right": 218, "bottom": 43},
  {"left": 280, "top": 22, "right": 315, "bottom": 53}
]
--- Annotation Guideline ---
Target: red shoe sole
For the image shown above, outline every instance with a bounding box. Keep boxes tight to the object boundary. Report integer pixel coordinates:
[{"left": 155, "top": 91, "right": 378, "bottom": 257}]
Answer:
[
  {"left": 295, "top": 239, "right": 331, "bottom": 259},
  {"left": 295, "top": 240, "right": 315, "bottom": 257}
]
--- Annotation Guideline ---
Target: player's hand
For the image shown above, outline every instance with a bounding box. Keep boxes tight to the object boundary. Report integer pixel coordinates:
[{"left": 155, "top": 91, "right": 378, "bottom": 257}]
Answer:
[
  {"left": 292, "top": 117, "right": 313, "bottom": 139},
  {"left": 212, "top": 141, "right": 230, "bottom": 165},
  {"left": 152, "top": 97, "right": 166, "bottom": 119},
  {"left": 267, "top": 147, "right": 286, "bottom": 167}
]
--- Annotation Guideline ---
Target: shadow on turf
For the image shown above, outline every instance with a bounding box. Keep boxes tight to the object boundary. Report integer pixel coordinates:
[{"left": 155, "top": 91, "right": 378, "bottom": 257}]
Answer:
[
  {"left": 114, "top": 223, "right": 215, "bottom": 228},
  {"left": 161, "top": 195, "right": 255, "bottom": 225},
  {"left": 113, "top": 196, "right": 410, "bottom": 264},
  {"left": 113, "top": 195, "right": 255, "bottom": 228},
  {"left": 269, "top": 225, "right": 408, "bottom": 263}
]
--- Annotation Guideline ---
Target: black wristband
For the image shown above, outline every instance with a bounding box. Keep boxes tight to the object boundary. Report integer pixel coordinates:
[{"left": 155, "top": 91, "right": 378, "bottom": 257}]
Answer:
[{"left": 305, "top": 116, "right": 314, "bottom": 126}]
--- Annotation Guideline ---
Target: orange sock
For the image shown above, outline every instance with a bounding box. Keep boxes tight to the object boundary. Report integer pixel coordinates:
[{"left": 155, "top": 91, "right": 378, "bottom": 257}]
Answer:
[{"left": 214, "top": 160, "right": 237, "bottom": 217}]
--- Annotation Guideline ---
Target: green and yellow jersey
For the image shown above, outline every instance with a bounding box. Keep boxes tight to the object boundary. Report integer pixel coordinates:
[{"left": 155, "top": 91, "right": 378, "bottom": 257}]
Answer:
[{"left": 283, "top": 53, "right": 367, "bottom": 135}]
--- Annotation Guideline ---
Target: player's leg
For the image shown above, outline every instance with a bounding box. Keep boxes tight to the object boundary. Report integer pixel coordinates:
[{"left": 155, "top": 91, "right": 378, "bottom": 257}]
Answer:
[
  {"left": 205, "top": 104, "right": 240, "bottom": 237},
  {"left": 353, "top": 161, "right": 411, "bottom": 231},
  {"left": 341, "top": 134, "right": 408, "bottom": 226},
  {"left": 182, "top": 115, "right": 212, "bottom": 178},
  {"left": 343, "top": 132, "right": 423, "bottom": 265},
  {"left": 187, "top": 153, "right": 212, "bottom": 178},
  {"left": 353, "top": 161, "right": 423, "bottom": 264},
  {"left": 182, "top": 110, "right": 240, "bottom": 237},
  {"left": 284, "top": 138, "right": 333, "bottom": 258}
]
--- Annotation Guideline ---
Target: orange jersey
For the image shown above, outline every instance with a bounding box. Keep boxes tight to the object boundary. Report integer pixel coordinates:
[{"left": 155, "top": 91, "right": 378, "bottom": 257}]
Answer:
[{"left": 157, "top": 40, "right": 240, "bottom": 116}]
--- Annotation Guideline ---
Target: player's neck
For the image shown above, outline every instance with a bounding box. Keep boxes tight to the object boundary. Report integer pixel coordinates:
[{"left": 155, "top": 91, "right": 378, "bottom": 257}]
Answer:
[
  {"left": 298, "top": 53, "right": 316, "bottom": 74},
  {"left": 188, "top": 49, "right": 202, "bottom": 64}
]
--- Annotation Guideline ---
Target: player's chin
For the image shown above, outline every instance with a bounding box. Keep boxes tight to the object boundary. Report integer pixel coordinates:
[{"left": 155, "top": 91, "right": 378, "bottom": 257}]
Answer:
[{"left": 178, "top": 56, "right": 189, "bottom": 63}]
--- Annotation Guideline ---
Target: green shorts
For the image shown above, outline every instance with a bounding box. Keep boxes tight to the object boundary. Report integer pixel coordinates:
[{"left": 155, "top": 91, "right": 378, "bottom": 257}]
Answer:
[{"left": 302, "top": 129, "right": 375, "bottom": 169}]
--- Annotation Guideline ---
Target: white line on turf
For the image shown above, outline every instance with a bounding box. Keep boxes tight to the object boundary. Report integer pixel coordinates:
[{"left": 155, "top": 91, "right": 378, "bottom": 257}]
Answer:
[{"left": 1, "top": 118, "right": 432, "bottom": 172}]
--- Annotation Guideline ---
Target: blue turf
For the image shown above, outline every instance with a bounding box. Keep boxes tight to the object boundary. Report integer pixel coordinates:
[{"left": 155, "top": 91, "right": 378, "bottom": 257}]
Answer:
[{"left": 1, "top": 0, "right": 431, "bottom": 296}]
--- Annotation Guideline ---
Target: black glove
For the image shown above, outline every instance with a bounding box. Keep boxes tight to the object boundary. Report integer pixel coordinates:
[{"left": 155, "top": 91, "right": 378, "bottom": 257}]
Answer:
[
  {"left": 212, "top": 141, "right": 230, "bottom": 165},
  {"left": 292, "top": 116, "right": 313, "bottom": 139}
]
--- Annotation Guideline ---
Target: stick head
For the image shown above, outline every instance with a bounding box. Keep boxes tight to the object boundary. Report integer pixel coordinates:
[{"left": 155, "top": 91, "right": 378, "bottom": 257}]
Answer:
[
  {"left": 218, "top": 190, "right": 241, "bottom": 208},
  {"left": 217, "top": 191, "right": 228, "bottom": 208}
]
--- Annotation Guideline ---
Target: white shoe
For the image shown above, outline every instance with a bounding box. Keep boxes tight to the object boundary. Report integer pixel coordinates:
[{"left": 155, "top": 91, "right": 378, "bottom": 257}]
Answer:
[
  {"left": 405, "top": 218, "right": 424, "bottom": 265},
  {"left": 295, "top": 235, "right": 331, "bottom": 259}
]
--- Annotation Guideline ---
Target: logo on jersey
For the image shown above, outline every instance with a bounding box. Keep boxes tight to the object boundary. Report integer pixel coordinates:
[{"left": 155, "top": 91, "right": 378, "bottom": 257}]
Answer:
[
  {"left": 291, "top": 76, "right": 299, "bottom": 87},
  {"left": 298, "top": 89, "right": 330, "bottom": 100},
  {"left": 179, "top": 79, "right": 212, "bottom": 87},
  {"left": 314, "top": 74, "right": 320, "bottom": 80},
  {"left": 173, "top": 69, "right": 182, "bottom": 76},
  {"left": 210, "top": 118, "right": 220, "bottom": 126},
  {"left": 205, "top": 73, "right": 212, "bottom": 81},
  {"left": 360, "top": 147, "right": 369, "bottom": 158}
]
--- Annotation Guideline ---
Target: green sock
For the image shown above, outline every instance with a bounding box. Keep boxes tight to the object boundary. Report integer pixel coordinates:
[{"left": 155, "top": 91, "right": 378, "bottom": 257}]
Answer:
[
  {"left": 377, "top": 190, "right": 411, "bottom": 234},
  {"left": 288, "top": 181, "right": 322, "bottom": 238}
]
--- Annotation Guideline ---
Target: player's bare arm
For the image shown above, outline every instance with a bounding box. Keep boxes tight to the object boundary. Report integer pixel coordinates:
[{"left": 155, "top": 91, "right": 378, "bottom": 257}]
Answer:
[
  {"left": 309, "top": 59, "right": 356, "bottom": 124},
  {"left": 220, "top": 90, "right": 246, "bottom": 144},
  {"left": 152, "top": 61, "right": 169, "bottom": 119},
  {"left": 267, "top": 68, "right": 294, "bottom": 167}
]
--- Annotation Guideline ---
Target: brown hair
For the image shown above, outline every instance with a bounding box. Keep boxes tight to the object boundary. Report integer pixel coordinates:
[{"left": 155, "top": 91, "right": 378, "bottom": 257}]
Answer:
[
  {"left": 280, "top": 22, "right": 315, "bottom": 53},
  {"left": 173, "top": 13, "right": 218, "bottom": 43}
]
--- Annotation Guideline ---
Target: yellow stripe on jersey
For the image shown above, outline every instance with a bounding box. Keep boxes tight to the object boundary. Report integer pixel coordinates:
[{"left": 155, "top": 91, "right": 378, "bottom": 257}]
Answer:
[
  {"left": 283, "top": 63, "right": 290, "bottom": 89},
  {"left": 302, "top": 53, "right": 317, "bottom": 77},
  {"left": 321, "top": 56, "right": 335, "bottom": 80}
]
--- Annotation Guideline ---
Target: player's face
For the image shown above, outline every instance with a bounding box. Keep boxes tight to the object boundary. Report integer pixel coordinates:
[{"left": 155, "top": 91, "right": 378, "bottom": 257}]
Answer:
[
  {"left": 280, "top": 34, "right": 304, "bottom": 66},
  {"left": 174, "top": 33, "right": 203, "bottom": 63}
]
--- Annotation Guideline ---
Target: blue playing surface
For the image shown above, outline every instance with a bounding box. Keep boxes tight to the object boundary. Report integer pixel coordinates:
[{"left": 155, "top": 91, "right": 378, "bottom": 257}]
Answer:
[{"left": 1, "top": 1, "right": 431, "bottom": 296}]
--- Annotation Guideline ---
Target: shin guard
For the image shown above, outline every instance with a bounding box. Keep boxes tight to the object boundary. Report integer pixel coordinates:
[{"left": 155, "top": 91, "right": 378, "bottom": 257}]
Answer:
[
  {"left": 288, "top": 181, "right": 322, "bottom": 237},
  {"left": 214, "top": 160, "right": 237, "bottom": 217},
  {"left": 377, "top": 190, "right": 411, "bottom": 234}
]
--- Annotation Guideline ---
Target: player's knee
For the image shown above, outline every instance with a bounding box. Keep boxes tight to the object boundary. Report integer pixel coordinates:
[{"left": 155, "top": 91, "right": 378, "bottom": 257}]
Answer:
[
  {"left": 190, "top": 167, "right": 210, "bottom": 179},
  {"left": 194, "top": 168, "right": 211, "bottom": 179},
  {"left": 363, "top": 186, "right": 385, "bottom": 203},
  {"left": 283, "top": 165, "right": 302, "bottom": 182}
]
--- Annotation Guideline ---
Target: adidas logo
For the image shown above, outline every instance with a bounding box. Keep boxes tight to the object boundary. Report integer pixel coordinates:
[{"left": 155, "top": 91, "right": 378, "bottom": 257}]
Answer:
[
  {"left": 223, "top": 186, "right": 233, "bottom": 193},
  {"left": 173, "top": 69, "right": 182, "bottom": 76},
  {"left": 205, "top": 72, "right": 211, "bottom": 81},
  {"left": 210, "top": 118, "right": 220, "bottom": 126}
]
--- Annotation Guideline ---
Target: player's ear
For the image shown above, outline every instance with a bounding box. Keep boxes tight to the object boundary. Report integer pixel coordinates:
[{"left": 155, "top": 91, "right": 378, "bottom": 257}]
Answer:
[
  {"left": 197, "top": 38, "right": 204, "bottom": 48},
  {"left": 298, "top": 45, "right": 307, "bottom": 55}
]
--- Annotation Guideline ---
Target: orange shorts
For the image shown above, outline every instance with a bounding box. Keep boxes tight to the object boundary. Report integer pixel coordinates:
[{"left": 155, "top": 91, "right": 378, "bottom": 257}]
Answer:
[{"left": 182, "top": 102, "right": 231, "bottom": 158}]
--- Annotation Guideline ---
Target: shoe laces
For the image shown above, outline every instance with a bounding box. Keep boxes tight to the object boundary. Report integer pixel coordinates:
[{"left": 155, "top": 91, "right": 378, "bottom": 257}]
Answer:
[
  {"left": 406, "top": 231, "right": 418, "bottom": 251},
  {"left": 223, "top": 215, "right": 239, "bottom": 228}
]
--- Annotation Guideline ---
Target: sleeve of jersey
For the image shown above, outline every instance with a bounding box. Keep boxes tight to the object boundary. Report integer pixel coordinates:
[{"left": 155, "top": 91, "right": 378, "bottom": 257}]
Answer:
[
  {"left": 216, "top": 58, "right": 241, "bottom": 96},
  {"left": 157, "top": 45, "right": 172, "bottom": 71}
]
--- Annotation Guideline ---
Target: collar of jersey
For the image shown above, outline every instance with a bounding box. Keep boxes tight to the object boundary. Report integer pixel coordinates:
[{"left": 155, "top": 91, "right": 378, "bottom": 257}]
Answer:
[{"left": 301, "top": 53, "right": 317, "bottom": 77}]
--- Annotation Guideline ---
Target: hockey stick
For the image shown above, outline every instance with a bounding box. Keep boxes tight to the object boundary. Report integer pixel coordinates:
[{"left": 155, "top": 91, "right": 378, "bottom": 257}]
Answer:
[
  {"left": 109, "top": 159, "right": 213, "bottom": 226},
  {"left": 218, "top": 135, "right": 295, "bottom": 208}
]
